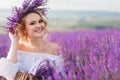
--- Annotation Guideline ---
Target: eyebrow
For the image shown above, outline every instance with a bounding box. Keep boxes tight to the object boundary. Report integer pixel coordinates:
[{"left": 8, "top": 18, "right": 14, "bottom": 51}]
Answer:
[
  {"left": 27, "top": 19, "right": 42, "bottom": 23},
  {"left": 30, "top": 21, "right": 36, "bottom": 23}
]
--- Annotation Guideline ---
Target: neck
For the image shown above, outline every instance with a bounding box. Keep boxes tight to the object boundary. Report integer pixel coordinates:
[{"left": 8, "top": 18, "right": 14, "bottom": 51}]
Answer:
[{"left": 26, "top": 37, "right": 47, "bottom": 49}]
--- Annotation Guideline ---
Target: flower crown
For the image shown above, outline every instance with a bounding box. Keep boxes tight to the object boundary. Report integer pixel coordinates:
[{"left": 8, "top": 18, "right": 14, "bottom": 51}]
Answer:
[{"left": 7, "top": 0, "right": 48, "bottom": 32}]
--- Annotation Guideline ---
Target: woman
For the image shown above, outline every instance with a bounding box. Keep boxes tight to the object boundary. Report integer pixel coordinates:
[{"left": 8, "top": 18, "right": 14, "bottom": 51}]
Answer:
[{"left": 0, "top": 0, "right": 67, "bottom": 80}]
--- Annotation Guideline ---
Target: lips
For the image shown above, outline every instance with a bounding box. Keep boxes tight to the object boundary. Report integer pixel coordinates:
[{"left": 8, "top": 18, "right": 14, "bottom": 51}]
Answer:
[
  {"left": 35, "top": 27, "right": 44, "bottom": 33},
  {"left": 35, "top": 29, "right": 42, "bottom": 33}
]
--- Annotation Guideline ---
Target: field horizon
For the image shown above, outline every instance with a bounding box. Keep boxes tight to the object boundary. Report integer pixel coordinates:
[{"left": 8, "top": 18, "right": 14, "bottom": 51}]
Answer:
[{"left": 0, "top": 9, "right": 120, "bottom": 32}]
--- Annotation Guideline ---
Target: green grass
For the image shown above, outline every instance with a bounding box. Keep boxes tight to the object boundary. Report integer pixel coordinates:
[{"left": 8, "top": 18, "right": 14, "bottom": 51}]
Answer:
[{"left": 48, "top": 16, "right": 120, "bottom": 30}]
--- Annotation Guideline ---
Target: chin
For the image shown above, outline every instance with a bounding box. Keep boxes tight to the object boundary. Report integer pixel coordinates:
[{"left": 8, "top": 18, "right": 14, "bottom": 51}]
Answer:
[{"left": 34, "top": 34, "right": 45, "bottom": 38}]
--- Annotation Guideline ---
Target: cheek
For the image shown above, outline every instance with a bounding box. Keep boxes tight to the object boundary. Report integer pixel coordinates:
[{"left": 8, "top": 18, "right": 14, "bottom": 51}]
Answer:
[{"left": 25, "top": 26, "right": 34, "bottom": 33}]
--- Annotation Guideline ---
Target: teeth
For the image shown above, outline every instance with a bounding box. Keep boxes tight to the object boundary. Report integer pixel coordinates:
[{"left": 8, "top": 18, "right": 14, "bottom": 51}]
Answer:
[
  {"left": 35, "top": 27, "right": 44, "bottom": 32},
  {"left": 35, "top": 30, "right": 42, "bottom": 32}
]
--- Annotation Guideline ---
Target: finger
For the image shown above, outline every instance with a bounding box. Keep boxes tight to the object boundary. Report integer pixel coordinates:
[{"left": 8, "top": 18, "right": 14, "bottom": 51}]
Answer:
[
  {"left": 9, "top": 32, "right": 16, "bottom": 38},
  {"left": 8, "top": 32, "right": 13, "bottom": 36},
  {"left": 14, "top": 30, "right": 19, "bottom": 40}
]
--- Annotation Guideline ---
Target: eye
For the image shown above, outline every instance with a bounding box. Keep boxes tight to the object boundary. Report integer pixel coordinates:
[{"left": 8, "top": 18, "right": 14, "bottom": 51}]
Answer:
[
  {"left": 39, "top": 20, "right": 43, "bottom": 23},
  {"left": 30, "top": 22, "right": 35, "bottom": 25}
]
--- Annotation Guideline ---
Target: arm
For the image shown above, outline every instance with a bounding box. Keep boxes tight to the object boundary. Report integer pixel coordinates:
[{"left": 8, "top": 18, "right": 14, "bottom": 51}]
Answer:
[
  {"left": 7, "top": 32, "right": 18, "bottom": 63},
  {"left": 0, "top": 32, "right": 19, "bottom": 79}
]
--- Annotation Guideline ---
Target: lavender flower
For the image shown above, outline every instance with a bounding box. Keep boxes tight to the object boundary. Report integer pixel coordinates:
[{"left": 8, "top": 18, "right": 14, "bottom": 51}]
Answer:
[
  {"left": 1, "top": 29, "right": 120, "bottom": 80},
  {"left": 29, "top": 59, "right": 54, "bottom": 79}
]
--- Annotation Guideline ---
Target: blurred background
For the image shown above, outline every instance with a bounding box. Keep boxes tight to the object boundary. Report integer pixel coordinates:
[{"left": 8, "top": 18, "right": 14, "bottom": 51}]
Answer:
[
  {"left": 1, "top": 1, "right": 120, "bottom": 79},
  {"left": 0, "top": 0, "right": 120, "bottom": 32}
]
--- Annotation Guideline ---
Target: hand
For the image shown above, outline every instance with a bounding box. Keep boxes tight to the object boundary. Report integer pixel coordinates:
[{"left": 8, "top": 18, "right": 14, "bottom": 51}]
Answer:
[
  {"left": 8, "top": 30, "right": 19, "bottom": 45},
  {"left": 7, "top": 31, "right": 19, "bottom": 63},
  {"left": 7, "top": 30, "right": 19, "bottom": 63}
]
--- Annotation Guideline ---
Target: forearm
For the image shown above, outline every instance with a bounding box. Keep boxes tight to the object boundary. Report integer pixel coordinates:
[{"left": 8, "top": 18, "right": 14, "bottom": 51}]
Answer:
[{"left": 7, "top": 42, "right": 18, "bottom": 63}]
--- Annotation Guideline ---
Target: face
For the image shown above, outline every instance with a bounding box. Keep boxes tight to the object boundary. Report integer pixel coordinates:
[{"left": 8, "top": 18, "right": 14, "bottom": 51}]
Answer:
[{"left": 24, "top": 13, "right": 46, "bottom": 39}]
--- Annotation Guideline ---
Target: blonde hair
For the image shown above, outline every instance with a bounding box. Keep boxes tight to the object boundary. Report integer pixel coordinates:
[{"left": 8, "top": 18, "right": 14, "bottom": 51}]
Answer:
[{"left": 16, "top": 10, "right": 48, "bottom": 41}]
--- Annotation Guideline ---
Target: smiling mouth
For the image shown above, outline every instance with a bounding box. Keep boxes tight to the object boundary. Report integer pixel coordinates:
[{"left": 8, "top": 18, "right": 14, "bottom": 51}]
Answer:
[{"left": 35, "top": 27, "right": 44, "bottom": 33}]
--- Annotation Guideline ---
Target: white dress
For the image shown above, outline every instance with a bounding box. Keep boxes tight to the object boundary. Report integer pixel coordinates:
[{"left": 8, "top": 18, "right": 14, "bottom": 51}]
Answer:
[{"left": 0, "top": 50, "right": 65, "bottom": 80}]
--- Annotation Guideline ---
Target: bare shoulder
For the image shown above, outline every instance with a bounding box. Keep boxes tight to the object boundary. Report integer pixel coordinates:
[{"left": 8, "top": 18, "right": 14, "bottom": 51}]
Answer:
[
  {"left": 17, "top": 43, "right": 25, "bottom": 50},
  {"left": 17, "top": 43, "right": 28, "bottom": 51},
  {"left": 49, "top": 42, "right": 60, "bottom": 55},
  {"left": 51, "top": 42, "right": 59, "bottom": 49}
]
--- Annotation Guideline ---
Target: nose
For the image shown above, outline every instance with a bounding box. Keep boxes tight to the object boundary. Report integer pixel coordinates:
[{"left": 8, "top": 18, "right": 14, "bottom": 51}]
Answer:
[{"left": 36, "top": 22, "right": 41, "bottom": 28}]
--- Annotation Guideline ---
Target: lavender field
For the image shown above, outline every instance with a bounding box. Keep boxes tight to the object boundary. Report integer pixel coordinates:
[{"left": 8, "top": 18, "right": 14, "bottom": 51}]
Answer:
[{"left": 0, "top": 29, "right": 120, "bottom": 80}]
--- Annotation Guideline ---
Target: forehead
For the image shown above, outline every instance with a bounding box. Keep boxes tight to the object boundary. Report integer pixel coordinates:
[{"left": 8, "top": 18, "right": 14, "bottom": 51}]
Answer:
[{"left": 24, "top": 13, "right": 42, "bottom": 22}]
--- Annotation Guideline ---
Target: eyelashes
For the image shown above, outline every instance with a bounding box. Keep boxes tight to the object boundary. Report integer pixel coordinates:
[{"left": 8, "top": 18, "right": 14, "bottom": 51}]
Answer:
[
  {"left": 30, "top": 22, "right": 35, "bottom": 25},
  {"left": 39, "top": 20, "right": 43, "bottom": 23},
  {"left": 29, "top": 20, "right": 43, "bottom": 25}
]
